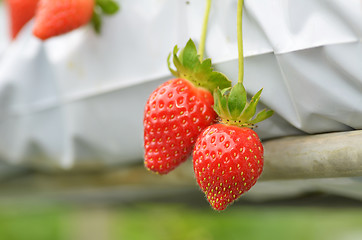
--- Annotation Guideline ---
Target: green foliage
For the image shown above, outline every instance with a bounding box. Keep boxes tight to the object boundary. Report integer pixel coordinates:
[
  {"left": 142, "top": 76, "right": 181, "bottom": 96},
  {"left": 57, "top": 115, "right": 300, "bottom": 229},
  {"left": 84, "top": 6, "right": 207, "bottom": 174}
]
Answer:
[
  {"left": 0, "top": 206, "right": 68, "bottom": 240},
  {"left": 1, "top": 204, "right": 362, "bottom": 240},
  {"left": 114, "top": 204, "right": 362, "bottom": 240},
  {"left": 168, "top": 39, "right": 232, "bottom": 92}
]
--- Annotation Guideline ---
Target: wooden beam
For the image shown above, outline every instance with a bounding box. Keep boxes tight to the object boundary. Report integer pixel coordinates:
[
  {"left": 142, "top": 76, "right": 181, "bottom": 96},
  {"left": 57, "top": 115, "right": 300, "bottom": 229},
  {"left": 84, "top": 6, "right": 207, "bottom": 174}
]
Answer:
[{"left": 261, "top": 130, "right": 362, "bottom": 180}]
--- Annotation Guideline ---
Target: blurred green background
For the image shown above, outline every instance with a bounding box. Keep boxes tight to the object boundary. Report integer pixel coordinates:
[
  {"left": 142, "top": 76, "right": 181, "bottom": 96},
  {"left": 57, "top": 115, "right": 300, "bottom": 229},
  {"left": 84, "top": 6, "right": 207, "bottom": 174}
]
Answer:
[{"left": 1, "top": 196, "right": 362, "bottom": 240}]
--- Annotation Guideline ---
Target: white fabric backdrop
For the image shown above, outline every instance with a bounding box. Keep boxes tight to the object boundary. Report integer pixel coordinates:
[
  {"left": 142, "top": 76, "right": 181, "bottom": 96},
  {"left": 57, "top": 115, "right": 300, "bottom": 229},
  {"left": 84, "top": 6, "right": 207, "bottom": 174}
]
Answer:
[{"left": 0, "top": 0, "right": 361, "bottom": 171}]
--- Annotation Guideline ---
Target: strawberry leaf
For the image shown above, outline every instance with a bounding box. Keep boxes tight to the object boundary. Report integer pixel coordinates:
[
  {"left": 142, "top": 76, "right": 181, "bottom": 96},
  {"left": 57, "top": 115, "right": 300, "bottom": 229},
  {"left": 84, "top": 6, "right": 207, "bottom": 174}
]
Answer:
[{"left": 168, "top": 39, "right": 232, "bottom": 92}]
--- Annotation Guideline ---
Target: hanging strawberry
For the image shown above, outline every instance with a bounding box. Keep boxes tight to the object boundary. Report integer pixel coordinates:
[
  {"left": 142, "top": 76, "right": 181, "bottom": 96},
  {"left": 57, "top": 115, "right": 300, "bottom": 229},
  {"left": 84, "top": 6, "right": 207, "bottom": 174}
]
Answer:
[
  {"left": 144, "top": 0, "right": 232, "bottom": 174},
  {"left": 33, "top": 0, "right": 119, "bottom": 40},
  {"left": 193, "top": 0, "right": 274, "bottom": 210},
  {"left": 193, "top": 84, "right": 273, "bottom": 210},
  {"left": 144, "top": 40, "right": 231, "bottom": 175}
]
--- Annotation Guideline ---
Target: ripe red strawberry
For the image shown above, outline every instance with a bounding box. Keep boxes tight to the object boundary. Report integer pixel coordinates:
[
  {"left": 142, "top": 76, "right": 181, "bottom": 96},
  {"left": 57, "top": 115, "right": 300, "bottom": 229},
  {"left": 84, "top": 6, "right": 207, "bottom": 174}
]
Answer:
[
  {"left": 144, "top": 40, "right": 231, "bottom": 174},
  {"left": 193, "top": 83, "right": 274, "bottom": 210},
  {"left": 193, "top": 124, "right": 263, "bottom": 210},
  {"left": 6, "top": 0, "right": 39, "bottom": 39},
  {"left": 144, "top": 78, "right": 216, "bottom": 174},
  {"left": 32, "top": 0, "right": 95, "bottom": 40}
]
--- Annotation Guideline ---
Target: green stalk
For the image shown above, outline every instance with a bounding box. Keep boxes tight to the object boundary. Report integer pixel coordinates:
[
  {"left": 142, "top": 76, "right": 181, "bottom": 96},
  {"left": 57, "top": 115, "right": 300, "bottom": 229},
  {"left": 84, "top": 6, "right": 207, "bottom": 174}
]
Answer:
[
  {"left": 237, "top": 0, "right": 244, "bottom": 84},
  {"left": 198, "top": 0, "right": 212, "bottom": 61}
]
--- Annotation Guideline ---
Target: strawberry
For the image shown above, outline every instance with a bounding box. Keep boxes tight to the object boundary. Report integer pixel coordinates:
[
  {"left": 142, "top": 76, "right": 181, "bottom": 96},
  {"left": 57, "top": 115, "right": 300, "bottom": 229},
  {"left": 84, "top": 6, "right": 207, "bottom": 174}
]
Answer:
[
  {"left": 193, "top": 124, "right": 263, "bottom": 210},
  {"left": 193, "top": 83, "right": 274, "bottom": 210},
  {"left": 6, "top": 0, "right": 39, "bottom": 39},
  {"left": 192, "top": 0, "right": 274, "bottom": 211},
  {"left": 32, "top": 0, "right": 95, "bottom": 40},
  {"left": 144, "top": 40, "right": 231, "bottom": 175},
  {"left": 32, "top": 0, "right": 119, "bottom": 40}
]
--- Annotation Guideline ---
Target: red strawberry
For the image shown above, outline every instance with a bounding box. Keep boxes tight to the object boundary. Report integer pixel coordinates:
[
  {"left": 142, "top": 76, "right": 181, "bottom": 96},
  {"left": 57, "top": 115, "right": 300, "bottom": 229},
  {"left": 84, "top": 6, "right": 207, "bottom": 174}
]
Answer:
[
  {"left": 193, "top": 83, "right": 274, "bottom": 210},
  {"left": 32, "top": 0, "right": 95, "bottom": 40},
  {"left": 144, "top": 78, "right": 216, "bottom": 174},
  {"left": 144, "top": 40, "right": 231, "bottom": 174},
  {"left": 6, "top": 0, "right": 39, "bottom": 39},
  {"left": 193, "top": 124, "right": 263, "bottom": 210}
]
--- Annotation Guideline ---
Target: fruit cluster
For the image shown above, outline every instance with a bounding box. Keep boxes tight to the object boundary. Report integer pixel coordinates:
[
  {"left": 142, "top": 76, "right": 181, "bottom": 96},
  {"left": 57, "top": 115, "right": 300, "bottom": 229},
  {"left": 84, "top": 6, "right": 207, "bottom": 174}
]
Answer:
[
  {"left": 144, "top": 39, "right": 273, "bottom": 211},
  {"left": 143, "top": 0, "right": 273, "bottom": 213},
  {"left": 6, "top": 0, "right": 119, "bottom": 40}
]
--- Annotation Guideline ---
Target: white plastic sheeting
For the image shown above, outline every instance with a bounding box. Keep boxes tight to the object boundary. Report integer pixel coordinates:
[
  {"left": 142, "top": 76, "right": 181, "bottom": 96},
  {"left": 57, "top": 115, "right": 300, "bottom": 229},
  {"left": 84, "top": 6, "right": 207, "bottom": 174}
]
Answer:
[{"left": 0, "top": 0, "right": 361, "bottom": 171}]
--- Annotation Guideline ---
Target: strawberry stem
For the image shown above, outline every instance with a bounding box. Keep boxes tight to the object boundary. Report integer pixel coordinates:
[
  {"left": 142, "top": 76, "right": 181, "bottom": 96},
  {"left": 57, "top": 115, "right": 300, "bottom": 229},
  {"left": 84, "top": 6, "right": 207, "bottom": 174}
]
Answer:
[
  {"left": 198, "top": 0, "right": 212, "bottom": 61},
  {"left": 237, "top": 0, "right": 244, "bottom": 84}
]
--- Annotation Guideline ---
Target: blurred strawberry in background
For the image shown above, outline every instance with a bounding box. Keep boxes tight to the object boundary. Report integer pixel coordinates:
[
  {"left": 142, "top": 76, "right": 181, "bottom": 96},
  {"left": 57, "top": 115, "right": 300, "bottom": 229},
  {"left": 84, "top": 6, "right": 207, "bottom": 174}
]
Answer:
[
  {"left": 32, "top": 0, "right": 95, "bottom": 40},
  {"left": 6, "top": 0, "right": 39, "bottom": 39}
]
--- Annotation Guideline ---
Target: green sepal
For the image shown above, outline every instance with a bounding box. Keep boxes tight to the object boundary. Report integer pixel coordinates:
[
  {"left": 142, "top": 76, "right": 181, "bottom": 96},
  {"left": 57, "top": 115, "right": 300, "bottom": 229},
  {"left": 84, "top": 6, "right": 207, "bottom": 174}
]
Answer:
[
  {"left": 228, "top": 82, "right": 247, "bottom": 119},
  {"left": 249, "top": 109, "right": 274, "bottom": 124},
  {"left": 213, "top": 87, "right": 231, "bottom": 119},
  {"left": 167, "top": 39, "right": 232, "bottom": 92},
  {"left": 167, "top": 52, "right": 178, "bottom": 77},
  {"left": 179, "top": 40, "right": 199, "bottom": 70},
  {"left": 213, "top": 86, "right": 273, "bottom": 128},
  {"left": 91, "top": 10, "right": 102, "bottom": 34},
  {"left": 240, "top": 88, "right": 263, "bottom": 122},
  {"left": 96, "top": 0, "right": 120, "bottom": 15},
  {"left": 91, "top": 0, "right": 120, "bottom": 34},
  {"left": 213, "top": 88, "right": 222, "bottom": 117}
]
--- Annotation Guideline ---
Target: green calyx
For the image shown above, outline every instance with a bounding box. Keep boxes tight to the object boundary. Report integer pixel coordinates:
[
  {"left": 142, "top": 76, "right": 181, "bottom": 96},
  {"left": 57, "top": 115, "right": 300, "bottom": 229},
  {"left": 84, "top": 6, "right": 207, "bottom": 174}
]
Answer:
[
  {"left": 210, "top": 0, "right": 273, "bottom": 129},
  {"left": 213, "top": 82, "right": 274, "bottom": 128},
  {"left": 168, "top": 39, "right": 232, "bottom": 93},
  {"left": 91, "top": 0, "right": 120, "bottom": 33}
]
